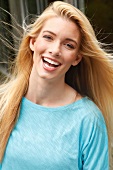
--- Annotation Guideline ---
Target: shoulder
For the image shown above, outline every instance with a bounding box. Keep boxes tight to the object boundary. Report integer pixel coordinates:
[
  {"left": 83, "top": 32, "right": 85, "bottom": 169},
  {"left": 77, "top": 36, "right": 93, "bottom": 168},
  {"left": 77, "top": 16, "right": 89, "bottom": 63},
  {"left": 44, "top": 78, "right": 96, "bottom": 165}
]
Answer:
[
  {"left": 72, "top": 96, "right": 104, "bottom": 121},
  {"left": 74, "top": 97, "right": 108, "bottom": 138},
  {"left": 71, "top": 96, "right": 107, "bottom": 134}
]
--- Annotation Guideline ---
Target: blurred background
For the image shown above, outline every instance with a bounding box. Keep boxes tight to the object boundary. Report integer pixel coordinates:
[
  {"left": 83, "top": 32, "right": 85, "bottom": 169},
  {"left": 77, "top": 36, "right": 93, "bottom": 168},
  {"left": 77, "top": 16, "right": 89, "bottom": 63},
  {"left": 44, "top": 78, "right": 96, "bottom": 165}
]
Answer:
[{"left": 0, "top": 0, "right": 113, "bottom": 78}]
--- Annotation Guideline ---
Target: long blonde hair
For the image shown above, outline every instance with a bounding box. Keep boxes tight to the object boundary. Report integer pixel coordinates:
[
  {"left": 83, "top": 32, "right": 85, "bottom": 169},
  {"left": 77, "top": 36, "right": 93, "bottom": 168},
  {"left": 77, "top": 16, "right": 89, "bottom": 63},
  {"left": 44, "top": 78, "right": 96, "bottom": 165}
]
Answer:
[{"left": 0, "top": 1, "right": 113, "bottom": 165}]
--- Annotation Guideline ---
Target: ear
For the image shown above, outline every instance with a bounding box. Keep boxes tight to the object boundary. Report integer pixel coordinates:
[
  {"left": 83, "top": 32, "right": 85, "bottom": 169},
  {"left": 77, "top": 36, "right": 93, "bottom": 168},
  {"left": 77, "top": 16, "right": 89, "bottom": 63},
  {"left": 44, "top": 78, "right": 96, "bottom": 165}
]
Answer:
[
  {"left": 72, "top": 54, "right": 82, "bottom": 66},
  {"left": 29, "top": 37, "right": 36, "bottom": 51}
]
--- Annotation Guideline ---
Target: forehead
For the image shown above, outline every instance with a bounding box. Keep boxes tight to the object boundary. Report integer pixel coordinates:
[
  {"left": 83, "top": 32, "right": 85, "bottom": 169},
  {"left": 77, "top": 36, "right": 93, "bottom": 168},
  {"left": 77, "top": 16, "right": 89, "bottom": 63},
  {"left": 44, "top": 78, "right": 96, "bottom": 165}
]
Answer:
[{"left": 40, "top": 17, "right": 81, "bottom": 40}]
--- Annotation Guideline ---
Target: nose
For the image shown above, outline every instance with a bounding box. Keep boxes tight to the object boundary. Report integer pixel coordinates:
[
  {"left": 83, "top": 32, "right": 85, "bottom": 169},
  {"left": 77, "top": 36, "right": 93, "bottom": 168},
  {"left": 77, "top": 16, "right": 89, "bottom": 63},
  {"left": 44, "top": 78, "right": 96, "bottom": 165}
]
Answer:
[{"left": 48, "top": 41, "right": 61, "bottom": 57}]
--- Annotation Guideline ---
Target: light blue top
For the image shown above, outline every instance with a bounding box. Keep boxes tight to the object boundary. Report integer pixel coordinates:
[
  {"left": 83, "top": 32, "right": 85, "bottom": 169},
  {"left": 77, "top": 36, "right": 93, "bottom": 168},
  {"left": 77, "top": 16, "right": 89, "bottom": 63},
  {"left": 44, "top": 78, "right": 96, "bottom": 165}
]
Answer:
[{"left": 1, "top": 97, "right": 109, "bottom": 170}]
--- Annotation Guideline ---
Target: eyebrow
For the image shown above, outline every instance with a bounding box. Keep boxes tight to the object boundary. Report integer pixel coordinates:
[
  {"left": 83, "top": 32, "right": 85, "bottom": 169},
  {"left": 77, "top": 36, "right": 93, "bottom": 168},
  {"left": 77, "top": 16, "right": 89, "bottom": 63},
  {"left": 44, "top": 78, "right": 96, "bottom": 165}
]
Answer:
[
  {"left": 43, "top": 30, "right": 56, "bottom": 36},
  {"left": 43, "top": 30, "right": 78, "bottom": 45}
]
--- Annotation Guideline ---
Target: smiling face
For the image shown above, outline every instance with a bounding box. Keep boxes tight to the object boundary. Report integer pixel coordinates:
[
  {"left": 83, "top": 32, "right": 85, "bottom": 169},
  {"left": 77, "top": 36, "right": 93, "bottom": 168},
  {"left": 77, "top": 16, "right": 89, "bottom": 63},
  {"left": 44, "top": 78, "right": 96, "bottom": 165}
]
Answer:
[{"left": 30, "top": 17, "right": 82, "bottom": 83}]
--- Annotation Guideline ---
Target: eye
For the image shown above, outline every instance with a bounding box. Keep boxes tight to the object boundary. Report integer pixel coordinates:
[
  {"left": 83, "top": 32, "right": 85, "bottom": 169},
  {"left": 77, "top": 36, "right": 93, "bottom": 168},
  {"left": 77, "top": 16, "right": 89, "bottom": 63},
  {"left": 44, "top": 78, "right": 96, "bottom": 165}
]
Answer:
[
  {"left": 43, "top": 35, "right": 53, "bottom": 41},
  {"left": 64, "top": 43, "right": 75, "bottom": 50}
]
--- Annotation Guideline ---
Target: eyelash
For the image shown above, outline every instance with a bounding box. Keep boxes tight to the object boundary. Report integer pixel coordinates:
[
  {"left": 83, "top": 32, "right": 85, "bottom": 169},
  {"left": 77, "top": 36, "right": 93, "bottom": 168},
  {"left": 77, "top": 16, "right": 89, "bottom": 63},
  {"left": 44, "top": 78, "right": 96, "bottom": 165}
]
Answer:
[
  {"left": 43, "top": 35, "right": 53, "bottom": 40},
  {"left": 65, "top": 43, "right": 75, "bottom": 49}
]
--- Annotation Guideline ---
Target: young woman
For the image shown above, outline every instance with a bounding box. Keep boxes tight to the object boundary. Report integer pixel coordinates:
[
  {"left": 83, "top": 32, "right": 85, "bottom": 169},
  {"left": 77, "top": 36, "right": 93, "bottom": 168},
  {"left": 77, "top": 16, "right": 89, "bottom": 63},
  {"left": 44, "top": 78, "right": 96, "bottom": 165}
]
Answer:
[{"left": 0, "top": 1, "right": 113, "bottom": 169}]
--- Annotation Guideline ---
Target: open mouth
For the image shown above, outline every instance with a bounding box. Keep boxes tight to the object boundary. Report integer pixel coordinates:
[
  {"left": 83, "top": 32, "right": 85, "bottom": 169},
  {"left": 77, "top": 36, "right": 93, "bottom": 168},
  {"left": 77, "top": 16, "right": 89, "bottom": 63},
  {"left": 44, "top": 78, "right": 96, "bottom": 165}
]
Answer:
[{"left": 42, "top": 57, "right": 61, "bottom": 68}]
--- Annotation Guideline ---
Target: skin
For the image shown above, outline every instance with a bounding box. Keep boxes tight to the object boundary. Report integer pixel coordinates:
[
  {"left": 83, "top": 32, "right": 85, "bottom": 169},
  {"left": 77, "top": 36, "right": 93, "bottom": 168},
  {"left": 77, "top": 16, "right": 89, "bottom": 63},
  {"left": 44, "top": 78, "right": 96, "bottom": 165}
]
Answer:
[{"left": 25, "top": 17, "right": 82, "bottom": 107}]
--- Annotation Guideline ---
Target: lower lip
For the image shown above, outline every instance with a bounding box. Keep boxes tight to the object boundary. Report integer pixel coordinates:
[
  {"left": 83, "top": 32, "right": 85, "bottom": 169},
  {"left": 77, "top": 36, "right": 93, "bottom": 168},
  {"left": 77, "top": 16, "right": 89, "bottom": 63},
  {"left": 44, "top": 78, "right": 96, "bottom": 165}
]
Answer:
[{"left": 43, "top": 61, "right": 59, "bottom": 71}]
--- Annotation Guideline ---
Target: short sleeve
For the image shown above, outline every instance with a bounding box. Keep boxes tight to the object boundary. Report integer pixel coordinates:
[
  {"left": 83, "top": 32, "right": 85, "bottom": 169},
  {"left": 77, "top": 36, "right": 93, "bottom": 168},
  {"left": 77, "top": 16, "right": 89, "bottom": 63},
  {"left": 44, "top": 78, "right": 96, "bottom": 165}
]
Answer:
[
  {"left": 80, "top": 112, "right": 109, "bottom": 170},
  {"left": 0, "top": 163, "right": 1, "bottom": 169}
]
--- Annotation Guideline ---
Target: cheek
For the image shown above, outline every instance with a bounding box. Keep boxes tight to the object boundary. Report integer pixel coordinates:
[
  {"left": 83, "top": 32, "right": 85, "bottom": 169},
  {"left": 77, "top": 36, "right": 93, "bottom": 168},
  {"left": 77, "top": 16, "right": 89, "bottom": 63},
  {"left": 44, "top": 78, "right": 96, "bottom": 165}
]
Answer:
[
  {"left": 34, "top": 44, "right": 41, "bottom": 53},
  {"left": 32, "top": 43, "right": 45, "bottom": 63},
  {"left": 64, "top": 53, "right": 76, "bottom": 63},
  {"left": 34, "top": 38, "right": 47, "bottom": 52}
]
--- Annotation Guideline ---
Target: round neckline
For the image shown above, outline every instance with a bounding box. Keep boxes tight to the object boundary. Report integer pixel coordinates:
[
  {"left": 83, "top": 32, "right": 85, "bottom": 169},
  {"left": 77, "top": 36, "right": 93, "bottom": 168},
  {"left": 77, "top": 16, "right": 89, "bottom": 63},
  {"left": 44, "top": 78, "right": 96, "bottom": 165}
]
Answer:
[{"left": 22, "top": 96, "right": 87, "bottom": 112}]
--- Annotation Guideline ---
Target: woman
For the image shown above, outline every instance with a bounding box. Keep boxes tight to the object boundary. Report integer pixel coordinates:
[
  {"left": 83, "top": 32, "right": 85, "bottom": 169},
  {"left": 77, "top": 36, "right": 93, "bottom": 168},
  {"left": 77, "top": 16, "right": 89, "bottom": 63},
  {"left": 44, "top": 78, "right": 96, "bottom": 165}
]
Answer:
[{"left": 0, "top": 1, "right": 113, "bottom": 169}]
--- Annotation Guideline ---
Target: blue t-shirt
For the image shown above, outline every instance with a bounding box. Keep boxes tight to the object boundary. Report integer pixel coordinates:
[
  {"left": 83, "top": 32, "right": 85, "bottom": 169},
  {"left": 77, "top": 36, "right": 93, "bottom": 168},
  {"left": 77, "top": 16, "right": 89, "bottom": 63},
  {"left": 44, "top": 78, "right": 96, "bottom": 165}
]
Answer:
[{"left": 1, "top": 97, "right": 109, "bottom": 170}]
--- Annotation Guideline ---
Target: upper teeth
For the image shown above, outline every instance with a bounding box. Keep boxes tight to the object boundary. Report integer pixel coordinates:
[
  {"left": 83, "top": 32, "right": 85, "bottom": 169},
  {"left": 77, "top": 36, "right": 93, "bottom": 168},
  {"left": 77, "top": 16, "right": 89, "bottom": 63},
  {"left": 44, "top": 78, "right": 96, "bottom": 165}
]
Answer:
[{"left": 43, "top": 57, "right": 60, "bottom": 65}]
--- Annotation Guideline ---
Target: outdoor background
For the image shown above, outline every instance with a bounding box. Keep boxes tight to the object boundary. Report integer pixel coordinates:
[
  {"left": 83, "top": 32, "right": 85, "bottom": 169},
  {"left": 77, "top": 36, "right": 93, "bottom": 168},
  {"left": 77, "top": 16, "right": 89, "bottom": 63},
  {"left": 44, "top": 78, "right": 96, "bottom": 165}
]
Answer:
[
  {"left": 0, "top": 0, "right": 113, "bottom": 77},
  {"left": 85, "top": 0, "right": 113, "bottom": 47}
]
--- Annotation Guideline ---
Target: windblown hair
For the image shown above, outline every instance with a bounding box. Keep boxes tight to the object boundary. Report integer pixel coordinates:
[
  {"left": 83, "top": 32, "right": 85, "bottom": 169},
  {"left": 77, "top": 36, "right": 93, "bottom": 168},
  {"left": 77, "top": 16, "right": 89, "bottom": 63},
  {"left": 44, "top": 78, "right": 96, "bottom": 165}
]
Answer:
[{"left": 0, "top": 1, "right": 113, "bottom": 166}]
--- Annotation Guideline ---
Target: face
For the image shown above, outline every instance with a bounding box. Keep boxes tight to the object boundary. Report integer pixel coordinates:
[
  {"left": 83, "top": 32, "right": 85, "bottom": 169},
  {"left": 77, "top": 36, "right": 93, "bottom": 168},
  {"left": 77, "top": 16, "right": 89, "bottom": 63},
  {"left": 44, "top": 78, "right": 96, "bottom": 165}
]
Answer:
[{"left": 30, "top": 17, "right": 82, "bottom": 83}]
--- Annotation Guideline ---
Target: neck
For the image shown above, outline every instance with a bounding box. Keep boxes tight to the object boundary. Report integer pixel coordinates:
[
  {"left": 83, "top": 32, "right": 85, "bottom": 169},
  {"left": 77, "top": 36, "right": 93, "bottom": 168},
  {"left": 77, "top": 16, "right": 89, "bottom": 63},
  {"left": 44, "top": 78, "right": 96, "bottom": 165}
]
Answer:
[{"left": 25, "top": 75, "right": 69, "bottom": 106}]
